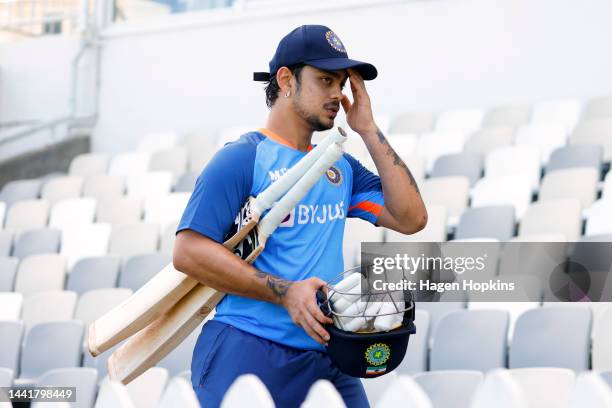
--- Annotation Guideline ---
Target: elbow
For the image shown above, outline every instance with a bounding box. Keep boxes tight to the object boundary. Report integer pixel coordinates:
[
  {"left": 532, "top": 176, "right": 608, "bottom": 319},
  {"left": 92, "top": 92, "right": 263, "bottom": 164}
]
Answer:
[{"left": 397, "top": 208, "right": 428, "bottom": 235}]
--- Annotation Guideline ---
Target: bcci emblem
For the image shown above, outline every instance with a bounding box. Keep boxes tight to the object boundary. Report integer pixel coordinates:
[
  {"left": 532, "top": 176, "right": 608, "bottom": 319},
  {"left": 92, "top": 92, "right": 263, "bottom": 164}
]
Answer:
[
  {"left": 365, "top": 343, "right": 391, "bottom": 366},
  {"left": 325, "top": 31, "right": 347, "bottom": 54},
  {"left": 326, "top": 166, "right": 342, "bottom": 186}
]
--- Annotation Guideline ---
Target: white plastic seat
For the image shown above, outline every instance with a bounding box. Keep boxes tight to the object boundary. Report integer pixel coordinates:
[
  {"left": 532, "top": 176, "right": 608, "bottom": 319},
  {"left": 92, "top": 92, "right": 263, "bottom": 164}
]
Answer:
[
  {"left": 531, "top": 99, "right": 582, "bottom": 131},
  {"left": 482, "top": 105, "right": 531, "bottom": 128},
  {"left": 470, "top": 369, "right": 528, "bottom": 408},
  {"left": 343, "top": 218, "right": 384, "bottom": 268},
  {"left": 74, "top": 288, "right": 133, "bottom": 326},
  {"left": 14, "top": 254, "right": 66, "bottom": 297},
  {"left": 421, "top": 176, "right": 470, "bottom": 226},
  {"left": 125, "top": 367, "right": 168, "bottom": 408},
  {"left": 144, "top": 192, "right": 189, "bottom": 232},
  {"left": 301, "top": 379, "right": 346, "bottom": 408},
  {"left": 385, "top": 205, "right": 447, "bottom": 242},
  {"left": 215, "top": 126, "right": 257, "bottom": 149},
  {"left": 471, "top": 175, "right": 532, "bottom": 219},
  {"left": 126, "top": 171, "right": 173, "bottom": 200},
  {"left": 4, "top": 199, "right": 50, "bottom": 234},
  {"left": 374, "top": 375, "right": 432, "bottom": 408},
  {"left": 108, "top": 223, "right": 160, "bottom": 259},
  {"left": 40, "top": 176, "right": 84, "bottom": 205},
  {"left": 149, "top": 146, "right": 188, "bottom": 176},
  {"left": 182, "top": 134, "right": 216, "bottom": 172},
  {"left": 435, "top": 108, "right": 484, "bottom": 134},
  {"left": 96, "top": 197, "right": 143, "bottom": 226},
  {"left": 160, "top": 220, "right": 179, "bottom": 253},
  {"left": 95, "top": 380, "right": 135, "bottom": 408},
  {"left": 508, "top": 368, "right": 575, "bottom": 408},
  {"left": 108, "top": 152, "right": 151, "bottom": 177},
  {"left": 220, "top": 374, "right": 275, "bottom": 408},
  {"left": 158, "top": 377, "right": 200, "bottom": 408},
  {"left": 361, "top": 371, "right": 398, "bottom": 407},
  {"left": 389, "top": 111, "right": 435, "bottom": 134},
  {"left": 0, "top": 201, "right": 5, "bottom": 228},
  {"left": 417, "top": 131, "right": 467, "bottom": 172},
  {"left": 538, "top": 167, "right": 599, "bottom": 208},
  {"left": 69, "top": 153, "right": 110, "bottom": 178},
  {"left": 60, "top": 223, "right": 111, "bottom": 269},
  {"left": 515, "top": 123, "right": 568, "bottom": 164},
  {"left": 485, "top": 146, "right": 541, "bottom": 192},
  {"left": 21, "top": 290, "right": 77, "bottom": 328},
  {"left": 583, "top": 96, "right": 612, "bottom": 120},
  {"left": 396, "top": 310, "right": 430, "bottom": 374},
  {"left": 0, "top": 292, "right": 23, "bottom": 320},
  {"left": 414, "top": 370, "right": 483, "bottom": 408},
  {"left": 593, "top": 305, "right": 612, "bottom": 371},
  {"left": 570, "top": 118, "right": 612, "bottom": 161},
  {"left": 386, "top": 134, "right": 419, "bottom": 156},
  {"left": 82, "top": 175, "right": 125, "bottom": 200},
  {"left": 519, "top": 199, "right": 582, "bottom": 241},
  {"left": 137, "top": 131, "right": 179, "bottom": 152},
  {"left": 463, "top": 127, "right": 515, "bottom": 156},
  {"left": 567, "top": 372, "right": 612, "bottom": 408},
  {"left": 585, "top": 200, "right": 612, "bottom": 236},
  {"left": 49, "top": 198, "right": 97, "bottom": 232}
]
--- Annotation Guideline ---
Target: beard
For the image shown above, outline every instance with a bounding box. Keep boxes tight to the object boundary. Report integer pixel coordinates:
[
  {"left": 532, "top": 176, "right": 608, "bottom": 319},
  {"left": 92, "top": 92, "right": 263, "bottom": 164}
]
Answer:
[{"left": 292, "top": 96, "right": 334, "bottom": 132}]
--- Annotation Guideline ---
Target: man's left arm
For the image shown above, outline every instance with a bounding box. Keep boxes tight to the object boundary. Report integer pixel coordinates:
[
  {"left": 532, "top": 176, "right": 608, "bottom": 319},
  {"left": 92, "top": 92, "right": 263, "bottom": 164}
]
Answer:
[{"left": 341, "top": 69, "right": 428, "bottom": 234}]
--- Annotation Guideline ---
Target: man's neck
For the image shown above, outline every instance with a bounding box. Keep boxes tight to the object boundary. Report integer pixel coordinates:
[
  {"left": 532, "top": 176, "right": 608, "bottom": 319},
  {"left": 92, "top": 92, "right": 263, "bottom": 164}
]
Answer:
[{"left": 265, "top": 107, "right": 313, "bottom": 152}]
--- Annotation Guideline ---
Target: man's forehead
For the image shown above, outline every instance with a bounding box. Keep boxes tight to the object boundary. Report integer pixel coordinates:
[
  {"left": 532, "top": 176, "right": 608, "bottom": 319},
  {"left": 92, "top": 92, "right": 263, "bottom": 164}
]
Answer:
[{"left": 308, "top": 66, "right": 348, "bottom": 81}]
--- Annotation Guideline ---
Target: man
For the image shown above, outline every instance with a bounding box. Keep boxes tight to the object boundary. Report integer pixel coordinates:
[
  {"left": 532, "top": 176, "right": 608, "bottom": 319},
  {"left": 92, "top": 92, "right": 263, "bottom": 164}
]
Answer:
[{"left": 173, "top": 25, "right": 427, "bottom": 407}]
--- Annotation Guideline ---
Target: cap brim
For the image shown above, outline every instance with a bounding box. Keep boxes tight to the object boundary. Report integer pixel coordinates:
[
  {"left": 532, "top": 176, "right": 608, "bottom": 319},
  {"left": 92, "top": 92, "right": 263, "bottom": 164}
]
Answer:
[{"left": 305, "top": 58, "right": 378, "bottom": 80}]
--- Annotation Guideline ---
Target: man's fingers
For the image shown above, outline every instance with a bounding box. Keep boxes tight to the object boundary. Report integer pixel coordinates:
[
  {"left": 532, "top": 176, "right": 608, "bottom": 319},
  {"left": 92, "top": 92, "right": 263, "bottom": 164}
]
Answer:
[
  {"left": 341, "top": 94, "right": 351, "bottom": 113},
  {"left": 307, "top": 298, "right": 333, "bottom": 325},
  {"left": 303, "top": 311, "right": 330, "bottom": 344}
]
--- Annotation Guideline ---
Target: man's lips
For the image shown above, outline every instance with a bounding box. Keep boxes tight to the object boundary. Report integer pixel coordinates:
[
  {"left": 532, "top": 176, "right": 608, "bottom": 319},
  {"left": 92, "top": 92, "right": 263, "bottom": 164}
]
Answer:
[{"left": 325, "top": 106, "right": 339, "bottom": 117}]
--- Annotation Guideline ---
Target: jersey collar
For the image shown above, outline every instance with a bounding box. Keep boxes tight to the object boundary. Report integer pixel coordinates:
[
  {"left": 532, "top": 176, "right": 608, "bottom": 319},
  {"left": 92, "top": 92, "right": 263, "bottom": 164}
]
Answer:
[{"left": 258, "top": 128, "right": 313, "bottom": 152}]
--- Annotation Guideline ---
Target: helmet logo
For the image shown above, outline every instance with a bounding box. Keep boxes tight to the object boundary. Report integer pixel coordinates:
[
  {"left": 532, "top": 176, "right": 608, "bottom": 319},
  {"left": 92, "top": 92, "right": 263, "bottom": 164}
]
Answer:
[
  {"left": 325, "top": 31, "right": 347, "bottom": 54},
  {"left": 365, "top": 343, "right": 391, "bottom": 366}
]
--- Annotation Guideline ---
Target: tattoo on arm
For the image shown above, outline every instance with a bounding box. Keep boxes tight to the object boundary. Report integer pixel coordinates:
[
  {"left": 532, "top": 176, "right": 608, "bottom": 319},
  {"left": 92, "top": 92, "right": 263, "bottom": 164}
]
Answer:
[
  {"left": 376, "top": 129, "right": 420, "bottom": 194},
  {"left": 255, "top": 270, "right": 293, "bottom": 300}
]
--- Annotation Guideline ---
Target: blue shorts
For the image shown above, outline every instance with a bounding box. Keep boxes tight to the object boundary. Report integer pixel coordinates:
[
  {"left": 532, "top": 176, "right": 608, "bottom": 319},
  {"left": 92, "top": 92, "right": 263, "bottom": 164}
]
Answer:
[{"left": 191, "top": 320, "right": 370, "bottom": 408}]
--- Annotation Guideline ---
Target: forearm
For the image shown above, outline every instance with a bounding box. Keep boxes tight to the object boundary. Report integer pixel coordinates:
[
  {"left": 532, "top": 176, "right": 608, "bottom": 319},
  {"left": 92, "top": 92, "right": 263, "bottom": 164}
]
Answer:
[
  {"left": 361, "top": 127, "right": 427, "bottom": 227},
  {"left": 173, "top": 231, "right": 292, "bottom": 305}
]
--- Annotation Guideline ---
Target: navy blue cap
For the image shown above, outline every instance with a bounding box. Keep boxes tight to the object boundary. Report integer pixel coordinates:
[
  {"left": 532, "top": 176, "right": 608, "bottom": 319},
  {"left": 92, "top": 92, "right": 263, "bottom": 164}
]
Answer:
[{"left": 254, "top": 25, "right": 377, "bottom": 82}]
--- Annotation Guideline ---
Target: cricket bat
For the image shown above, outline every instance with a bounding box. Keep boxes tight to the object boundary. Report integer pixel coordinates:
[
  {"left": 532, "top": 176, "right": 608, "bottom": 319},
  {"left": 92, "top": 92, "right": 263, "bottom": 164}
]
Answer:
[
  {"left": 107, "top": 136, "right": 347, "bottom": 384},
  {"left": 87, "top": 128, "right": 348, "bottom": 357}
]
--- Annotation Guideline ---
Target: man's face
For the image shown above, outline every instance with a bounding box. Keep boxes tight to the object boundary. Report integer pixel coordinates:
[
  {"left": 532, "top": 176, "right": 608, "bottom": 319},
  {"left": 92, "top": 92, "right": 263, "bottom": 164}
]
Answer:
[{"left": 291, "top": 66, "right": 348, "bottom": 132}]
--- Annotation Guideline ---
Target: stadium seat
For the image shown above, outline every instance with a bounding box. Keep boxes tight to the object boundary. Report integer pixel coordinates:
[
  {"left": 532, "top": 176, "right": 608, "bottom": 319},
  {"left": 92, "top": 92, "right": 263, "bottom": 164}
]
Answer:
[
  {"left": 601, "top": 371, "right": 612, "bottom": 388},
  {"left": 182, "top": 134, "right": 216, "bottom": 173},
  {"left": 108, "top": 223, "right": 160, "bottom": 259},
  {"left": 435, "top": 108, "right": 484, "bottom": 134},
  {"left": 158, "top": 377, "right": 201, "bottom": 408},
  {"left": 471, "top": 175, "right": 532, "bottom": 219},
  {"left": 31, "top": 368, "right": 98, "bottom": 408},
  {"left": 570, "top": 119, "right": 612, "bottom": 161},
  {"left": 482, "top": 105, "right": 531, "bottom": 128},
  {"left": 0, "top": 292, "right": 22, "bottom": 320},
  {"left": 21, "top": 291, "right": 77, "bottom": 328},
  {"left": 567, "top": 372, "right": 612, "bottom": 408},
  {"left": 95, "top": 380, "right": 135, "bottom": 408},
  {"left": 485, "top": 146, "right": 541, "bottom": 191},
  {"left": 592, "top": 305, "right": 612, "bottom": 371},
  {"left": 126, "top": 367, "right": 169, "bottom": 408},
  {"left": 586, "top": 202, "right": 612, "bottom": 236},
  {"left": 455, "top": 206, "right": 515, "bottom": 240},
  {"left": 508, "top": 368, "right": 575, "bottom": 408},
  {"left": 149, "top": 146, "right": 188, "bottom": 176},
  {"left": 177, "top": 370, "right": 191, "bottom": 381},
  {"left": 119, "top": 252, "right": 170, "bottom": 291},
  {"left": 40, "top": 176, "right": 84, "bottom": 205},
  {"left": 514, "top": 123, "right": 568, "bottom": 164},
  {"left": 421, "top": 176, "right": 470, "bottom": 226},
  {"left": 546, "top": 144, "right": 603, "bottom": 173},
  {"left": 69, "top": 153, "right": 110, "bottom": 177},
  {"left": 83, "top": 342, "right": 118, "bottom": 379},
  {"left": 430, "top": 153, "right": 483, "bottom": 186},
  {"left": 417, "top": 131, "right": 467, "bottom": 172},
  {"left": 343, "top": 217, "right": 385, "bottom": 268},
  {"left": 126, "top": 171, "right": 173, "bottom": 200},
  {"left": 144, "top": 192, "right": 190, "bottom": 231},
  {"left": 137, "top": 131, "right": 179, "bottom": 153},
  {"left": 417, "top": 301, "right": 466, "bottom": 346},
  {"left": 396, "top": 310, "right": 430, "bottom": 374},
  {"left": 0, "top": 321, "right": 24, "bottom": 374},
  {"left": 538, "top": 167, "right": 599, "bottom": 208},
  {"left": 414, "top": 370, "right": 483, "bottom": 408},
  {"left": 386, "top": 205, "right": 447, "bottom": 242},
  {"left": 463, "top": 127, "right": 515, "bottom": 156},
  {"left": 301, "top": 379, "right": 346, "bottom": 408},
  {"left": 96, "top": 196, "right": 143, "bottom": 226},
  {"left": 4, "top": 199, "right": 50, "bottom": 234},
  {"left": 82, "top": 174, "right": 125, "bottom": 200},
  {"left": 386, "top": 134, "right": 419, "bottom": 156},
  {"left": 509, "top": 306, "right": 591, "bottom": 370},
  {"left": 0, "top": 179, "right": 42, "bottom": 208},
  {"left": 399, "top": 154, "right": 426, "bottom": 184},
  {"left": 582, "top": 96, "right": 612, "bottom": 120},
  {"left": 374, "top": 375, "right": 431, "bottom": 408},
  {"left": 519, "top": 199, "right": 582, "bottom": 241},
  {"left": 160, "top": 220, "right": 179, "bottom": 253},
  {"left": 0, "top": 367, "right": 13, "bottom": 387},
  {"left": 108, "top": 152, "right": 151, "bottom": 177},
  {"left": 18, "top": 321, "right": 83, "bottom": 383},
  {"left": 361, "top": 371, "right": 398, "bottom": 407},
  {"left": 60, "top": 223, "right": 112, "bottom": 269},
  {"left": 0, "top": 201, "right": 5, "bottom": 228},
  {"left": 429, "top": 310, "right": 508, "bottom": 371},
  {"left": 14, "top": 254, "right": 66, "bottom": 297},
  {"left": 159, "top": 322, "right": 202, "bottom": 377},
  {"left": 173, "top": 171, "right": 199, "bottom": 192},
  {"left": 0, "top": 256, "right": 18, "bottom": 291},
  {"left": 48, "top": 197, "right": 97, "bottom": 232},
  {"left": 0, "top": 231, "right": 12, "bottom": 257},
  {"left": 74, "top": 288, "right": 133, "bottom": 325},
  {"left": 13, "top": 228, "right": 61, "bottom": 259},
  {"left": 220, "top": 373, "right": 275, "bottom": 408},
  {"left": 531, "top": 99, "right": 581, "bottom": 131},
  {"left": 66, "top": 256, "right": 121, "bottom": 294},
  {"left": 603, "top": 172, "right": 612, "bottom": 199},
  {"left": 389, "top": 111, "right": 435, "bottom": 134},
  {"left": 215, "top": 125, "right": 258, "bottom": 149},
  {"left": 470, "top": 369, "right": 528, "bottom": 408}
]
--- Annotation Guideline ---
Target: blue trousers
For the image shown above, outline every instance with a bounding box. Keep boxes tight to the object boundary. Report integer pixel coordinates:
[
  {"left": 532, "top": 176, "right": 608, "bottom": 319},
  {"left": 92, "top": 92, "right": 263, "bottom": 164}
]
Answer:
[{"left": 191, "top": 320, "right": 370, "bottom": 408}]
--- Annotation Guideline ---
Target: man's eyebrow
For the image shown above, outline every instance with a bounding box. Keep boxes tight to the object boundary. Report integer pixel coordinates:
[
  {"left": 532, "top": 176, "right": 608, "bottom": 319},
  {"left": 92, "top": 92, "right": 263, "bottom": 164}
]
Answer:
[{"left": 322, "top": 70, "right": 348, "bottom": 82}]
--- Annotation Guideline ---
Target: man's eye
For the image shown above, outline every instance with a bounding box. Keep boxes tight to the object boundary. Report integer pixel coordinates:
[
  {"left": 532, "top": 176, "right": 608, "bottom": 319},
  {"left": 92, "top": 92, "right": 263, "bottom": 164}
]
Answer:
[{"left": 322, "top": 77, "right": 332, "bottom": 84}]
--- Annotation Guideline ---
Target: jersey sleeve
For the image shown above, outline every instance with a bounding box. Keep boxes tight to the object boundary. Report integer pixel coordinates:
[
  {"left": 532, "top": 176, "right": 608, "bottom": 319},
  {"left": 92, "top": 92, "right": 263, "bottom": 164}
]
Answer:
[
  {"left": 177, "top": 140, "right": 256, "bottom": 243},
  {"left": 344, "top": 153, "right": 385, "bottom": 224}
]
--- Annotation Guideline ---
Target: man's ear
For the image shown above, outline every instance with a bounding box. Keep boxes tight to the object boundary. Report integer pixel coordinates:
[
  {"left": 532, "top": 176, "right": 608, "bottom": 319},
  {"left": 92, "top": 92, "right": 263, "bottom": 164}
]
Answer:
[{"left": 276, "top": 67, "right": 293, "bottom": 94}]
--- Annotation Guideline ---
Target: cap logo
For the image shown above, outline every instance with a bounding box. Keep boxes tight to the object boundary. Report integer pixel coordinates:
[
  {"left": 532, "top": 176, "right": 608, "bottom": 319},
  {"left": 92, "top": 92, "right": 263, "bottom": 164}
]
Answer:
[{"left": 325, "top": 31, "right": 347, "bottom": 54}]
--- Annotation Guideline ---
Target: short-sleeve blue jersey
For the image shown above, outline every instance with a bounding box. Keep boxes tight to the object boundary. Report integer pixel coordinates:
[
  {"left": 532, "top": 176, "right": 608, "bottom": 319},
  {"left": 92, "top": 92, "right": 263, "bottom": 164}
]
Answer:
[{"left": 177, "top": 128, "right": 385, "bottom": 351}]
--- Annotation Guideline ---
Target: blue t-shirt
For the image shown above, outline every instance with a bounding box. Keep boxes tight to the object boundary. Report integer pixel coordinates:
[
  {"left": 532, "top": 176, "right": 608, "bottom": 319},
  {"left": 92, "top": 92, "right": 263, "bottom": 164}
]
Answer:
[{"left": 177, "top": 129, "right": 385, "bottom": 351}]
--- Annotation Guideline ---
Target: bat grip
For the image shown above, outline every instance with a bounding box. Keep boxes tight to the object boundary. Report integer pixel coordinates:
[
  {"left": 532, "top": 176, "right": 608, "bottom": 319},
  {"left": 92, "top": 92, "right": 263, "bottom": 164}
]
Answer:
[
  {"left": 252, "top": 129, "right": 347, "bottom": 215},
  {"left": 258, "top": 142, "right": 344, "bottom": 238}
]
